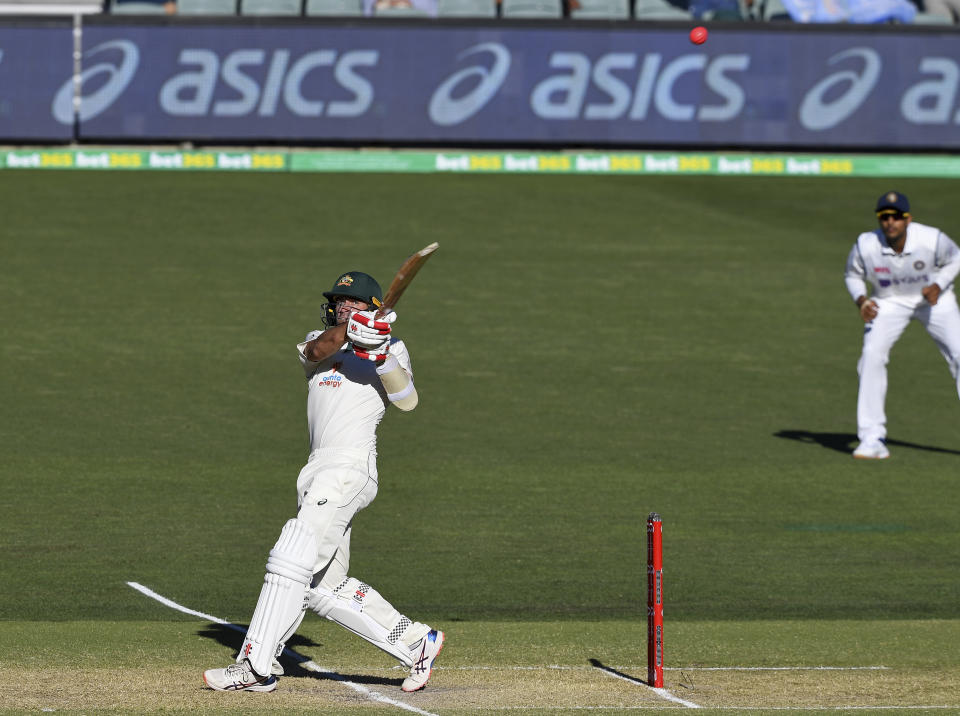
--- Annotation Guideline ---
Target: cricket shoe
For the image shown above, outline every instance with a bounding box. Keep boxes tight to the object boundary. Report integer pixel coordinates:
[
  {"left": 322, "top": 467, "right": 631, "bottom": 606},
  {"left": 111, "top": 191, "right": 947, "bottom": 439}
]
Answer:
[
  {"left": 203, "top": 660, "right": 278, "bottom": 692},
  {"left": 402, "top": 629, "right": 445, "bottom": 692},
  {"left": 853, "top": 439, "right": 889, "bottom": 460}
]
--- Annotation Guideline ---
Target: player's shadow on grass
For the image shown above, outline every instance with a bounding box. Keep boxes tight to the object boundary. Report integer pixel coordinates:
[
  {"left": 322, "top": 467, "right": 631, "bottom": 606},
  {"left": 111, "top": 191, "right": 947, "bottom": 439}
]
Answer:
[
  {"left": 197, "top": 623, "right": 403, "bottom": 687},
  {"left": 774, "top": 430, "right": 960, "bottom": 456}
]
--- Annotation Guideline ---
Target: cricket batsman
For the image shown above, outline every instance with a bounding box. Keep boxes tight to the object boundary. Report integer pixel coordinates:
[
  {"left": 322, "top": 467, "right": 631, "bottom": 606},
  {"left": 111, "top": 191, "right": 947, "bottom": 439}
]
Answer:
[
  {"left": 844, "top": 191, "right": 960, "bottom": 459},
  {"left": 203, "top": 270, "right": 445, "bottom": 692}
]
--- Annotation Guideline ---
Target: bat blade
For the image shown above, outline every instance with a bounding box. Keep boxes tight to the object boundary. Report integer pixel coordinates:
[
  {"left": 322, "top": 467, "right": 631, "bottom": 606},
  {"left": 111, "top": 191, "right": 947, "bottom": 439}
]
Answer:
[{"left": 377, "top": 242, "right": 439, "bottom": 317}]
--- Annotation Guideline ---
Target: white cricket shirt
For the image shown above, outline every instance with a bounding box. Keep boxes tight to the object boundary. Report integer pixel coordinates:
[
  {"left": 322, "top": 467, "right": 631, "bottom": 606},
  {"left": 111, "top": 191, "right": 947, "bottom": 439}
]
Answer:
[
  {"left": 297, "top": 331, "right": 414, "bottom": 455},
  {"left": 844, "top": 221, "right": 960, "bottom": 308}
]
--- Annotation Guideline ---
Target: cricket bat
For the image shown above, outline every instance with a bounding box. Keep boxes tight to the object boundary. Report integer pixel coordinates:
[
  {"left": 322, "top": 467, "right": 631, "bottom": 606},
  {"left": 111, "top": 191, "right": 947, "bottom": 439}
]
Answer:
[{"left": 376, "top": 242, "right": 439, "bottom": 318}]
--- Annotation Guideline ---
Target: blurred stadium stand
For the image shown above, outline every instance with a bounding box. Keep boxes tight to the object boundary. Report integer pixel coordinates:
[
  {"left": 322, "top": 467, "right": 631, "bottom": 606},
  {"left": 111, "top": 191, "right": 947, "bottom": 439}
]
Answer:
[
  {"left": 0, "top": 0, "right": 101, "bottom": 12},
  {"left": 760, "top": 0, "right": 790, "bottom": 20},
  {"left": 176, "top": 0, "right": 236, "bottom": 13},
  {"left": 569, "top": 0, "right": 630, "bottom": 18},
  {"left": 373, "top": 3, "right": 432, "bottom": 14},
  {"left": 500, "top": 0, "right": 563, "bottom": 16},
  {"left": 111, "top": 0, "right": 170, "bottom": 10},
  {"left": 912, "top": 8, "right": 954, "bottom": 19},
  {"left": 633, "top": 0, "right": 690, "bottom": 18},
  {"left": 305, "top": 0, "right": 362, "bottom": 12},
  {"left": 239, "top": 0, "right": 301, "bottom": 14},
  {"left": 0, "top": 0, "right": 952, "bottom": 26},
  {"left": 437, "top": 0, "right": 497, "bottom": 16}
]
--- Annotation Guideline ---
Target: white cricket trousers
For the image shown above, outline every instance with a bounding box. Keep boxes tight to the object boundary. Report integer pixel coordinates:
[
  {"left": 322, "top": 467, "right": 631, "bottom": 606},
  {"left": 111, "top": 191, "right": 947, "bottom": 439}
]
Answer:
[
  {"left": 857, "top": 293, "right": 960, "bottom": 442},
  {"left": 296, "top": 447, "right": 379, "bottom": 580}
]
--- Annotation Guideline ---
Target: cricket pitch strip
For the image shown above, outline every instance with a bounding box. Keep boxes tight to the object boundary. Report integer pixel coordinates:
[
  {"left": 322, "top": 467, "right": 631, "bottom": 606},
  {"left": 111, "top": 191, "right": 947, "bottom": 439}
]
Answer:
[
  {"left": 9, "top": 582, "right": 944, "bottom": 713},
  {"left": 5, "top": 663, "right": 959, "bottom": 712}
]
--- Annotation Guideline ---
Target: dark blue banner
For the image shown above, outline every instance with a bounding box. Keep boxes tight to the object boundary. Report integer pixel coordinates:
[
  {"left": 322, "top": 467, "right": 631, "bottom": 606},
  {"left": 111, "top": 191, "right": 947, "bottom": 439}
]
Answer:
[
  {"left": 0, "top": 24, "right": 74, "bottom": 141},
  {"left": 5, "top": 20, "right": 960, "bottom": 148}
]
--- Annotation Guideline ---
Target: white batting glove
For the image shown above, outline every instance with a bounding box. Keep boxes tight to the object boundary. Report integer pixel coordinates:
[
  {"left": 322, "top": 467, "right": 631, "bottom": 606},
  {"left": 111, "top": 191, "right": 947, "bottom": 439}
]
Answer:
[
  {"left": 346, "top": 310, "right": 396, "bottom": 349},
  {"left": 352, "top": 339, "right": 391, "bottom": 364}
]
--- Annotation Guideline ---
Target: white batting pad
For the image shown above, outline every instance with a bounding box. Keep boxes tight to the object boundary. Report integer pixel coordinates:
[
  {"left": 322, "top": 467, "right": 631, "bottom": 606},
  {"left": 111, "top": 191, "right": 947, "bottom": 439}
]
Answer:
[
  {"left": 240, "top": 518, "right": 317, "bottom": 676},
  {"left": 306, "top": 577, "right": 429, "bottom": 667},
  {"left": 272, "top": 609, "right": 307, "bottom": 675}
]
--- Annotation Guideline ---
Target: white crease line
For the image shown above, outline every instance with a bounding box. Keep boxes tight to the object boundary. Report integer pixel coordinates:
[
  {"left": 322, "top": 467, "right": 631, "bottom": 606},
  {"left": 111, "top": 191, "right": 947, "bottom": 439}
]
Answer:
[
  {"left": 460, "top": 708, "right": 960, "bottom": 712},
  {"left": 126, "top": 582, "right": 438, "bottom": 716},
  {"left": 667, "top": 666, "right": 890, "bottom": 671},
  {"left": 417, "top": 665, "right": 889, "bottom": 672},
  {"left": 710, "top": 708, "right": 960, "bottom": 711},
  {"left": 591, "top": 662, "right": 701, "bottom": 709}
]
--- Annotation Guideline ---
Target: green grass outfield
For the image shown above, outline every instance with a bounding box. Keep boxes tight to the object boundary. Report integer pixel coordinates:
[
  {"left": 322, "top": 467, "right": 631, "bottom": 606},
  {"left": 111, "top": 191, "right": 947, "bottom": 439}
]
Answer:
[{"left": 1, "top": 170, "right": 958, "bottom": 712}]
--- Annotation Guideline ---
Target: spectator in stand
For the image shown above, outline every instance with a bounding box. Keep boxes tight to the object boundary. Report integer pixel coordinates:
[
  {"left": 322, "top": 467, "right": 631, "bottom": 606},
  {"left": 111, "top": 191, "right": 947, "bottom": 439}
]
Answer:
[{"left": 781, "top": 0, "right": 916, "bottom": 20}]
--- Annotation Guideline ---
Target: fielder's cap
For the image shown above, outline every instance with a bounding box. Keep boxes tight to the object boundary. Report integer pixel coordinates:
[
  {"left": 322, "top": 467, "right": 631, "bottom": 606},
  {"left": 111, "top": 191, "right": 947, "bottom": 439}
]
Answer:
[
  {"left": 323, "top": 271, "right": 383, "bottom": 308},
  {"left": 876, "top": 191, "right": 910, "bottom": 215}
]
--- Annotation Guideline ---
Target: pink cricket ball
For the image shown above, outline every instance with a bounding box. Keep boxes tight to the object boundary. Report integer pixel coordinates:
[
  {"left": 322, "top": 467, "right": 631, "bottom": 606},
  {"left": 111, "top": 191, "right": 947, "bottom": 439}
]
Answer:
[{"left": 690, "top": 26, "right": 708, "bottom": 45}]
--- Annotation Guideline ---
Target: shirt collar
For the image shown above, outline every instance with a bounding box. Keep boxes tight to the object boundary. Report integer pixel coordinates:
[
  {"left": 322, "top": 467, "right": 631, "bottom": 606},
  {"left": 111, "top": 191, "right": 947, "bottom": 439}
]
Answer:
[{"left": 878, "top": 226, "right": 911, "bottom": 255}]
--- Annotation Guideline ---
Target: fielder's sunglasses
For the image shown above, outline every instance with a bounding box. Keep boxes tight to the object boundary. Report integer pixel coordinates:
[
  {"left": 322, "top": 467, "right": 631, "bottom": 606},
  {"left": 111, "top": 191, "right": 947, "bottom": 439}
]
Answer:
[{"left": 877, "top": 211, "right": 908, "bottom": 221}]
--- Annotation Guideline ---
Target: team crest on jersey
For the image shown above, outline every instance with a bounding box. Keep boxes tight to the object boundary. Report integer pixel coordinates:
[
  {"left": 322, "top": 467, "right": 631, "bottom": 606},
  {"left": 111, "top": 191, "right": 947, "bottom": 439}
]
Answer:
[
  {"left": 914, "top": 260, "right": 925, "bottom": 270},
  {"left": 336, "top": 275, "right": 355, "bottom": 288}
]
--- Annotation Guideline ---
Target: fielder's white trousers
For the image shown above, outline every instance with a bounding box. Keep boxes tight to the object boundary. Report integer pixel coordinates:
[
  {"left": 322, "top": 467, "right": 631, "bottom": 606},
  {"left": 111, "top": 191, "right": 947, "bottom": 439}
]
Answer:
[{"left": 857, "top": 293, "right": 960, "bottom": 442}]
